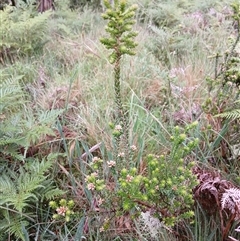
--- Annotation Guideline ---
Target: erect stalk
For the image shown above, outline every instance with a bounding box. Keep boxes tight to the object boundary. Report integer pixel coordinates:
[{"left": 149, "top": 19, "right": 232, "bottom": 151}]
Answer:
[
  {"left": 114, "top": 53, "right": 123, "bottom": 119},
  {"left": 114, "top": 51, "right": 129, "bottom": 162},
  {"left": 100, "top": 0, "right": 138, "bottom": 165}
]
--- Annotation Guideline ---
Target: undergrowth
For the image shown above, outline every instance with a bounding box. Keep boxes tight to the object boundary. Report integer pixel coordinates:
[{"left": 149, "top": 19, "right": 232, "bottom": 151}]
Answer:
[{"left": 0, "top": 0, "right": 240, "bottom": 240}]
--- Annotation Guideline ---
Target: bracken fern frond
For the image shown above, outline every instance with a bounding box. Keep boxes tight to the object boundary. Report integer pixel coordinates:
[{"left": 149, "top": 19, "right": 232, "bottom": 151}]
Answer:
[
  {"left": 215, "top": 109, "right": 240, "bottom": 120},
  {"left": 221, "top": 188, "right": 240, "bottom": 220}
]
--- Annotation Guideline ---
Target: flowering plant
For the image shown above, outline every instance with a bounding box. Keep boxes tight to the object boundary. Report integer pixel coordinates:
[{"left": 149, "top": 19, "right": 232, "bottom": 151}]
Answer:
[{"left": 49, "top": 199, "right": 75, "bottom": 222}]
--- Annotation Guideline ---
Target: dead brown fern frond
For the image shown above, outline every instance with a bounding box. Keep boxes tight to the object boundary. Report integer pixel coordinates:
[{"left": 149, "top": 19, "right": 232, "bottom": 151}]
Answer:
[
  {"left": 221, "top": 188, "right": 240, "bottom": 220},
  {"left": 193, "top": 167, "right": 233, "bottom": 215},
  {"left": 193, "top": 167, "right": 240, "bottom": 241}
]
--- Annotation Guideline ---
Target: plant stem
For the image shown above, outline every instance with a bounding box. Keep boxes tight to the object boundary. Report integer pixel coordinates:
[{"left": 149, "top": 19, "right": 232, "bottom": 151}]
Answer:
[{"left": 114, "top": 52, "right": 130, "bottom": 163}]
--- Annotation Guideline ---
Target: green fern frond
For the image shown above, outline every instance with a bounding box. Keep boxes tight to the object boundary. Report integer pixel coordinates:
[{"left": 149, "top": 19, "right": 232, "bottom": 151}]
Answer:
[
  {"left": 0, "top": 137, "right": 24, "bottom": 146},
  {"left": 3, "top": 212, "right": 29, "bottom": 240},
  {"left": 0, "top": 74, "right": 25, "bottom": 113},
  {"left": 215, "top": 109, "right": 240, "bottom": 120},
  {"left": 42, "top": 187, "right": 66, "bottom": 200},
  {"left": 0, "top": 173, "right": 35, "bottom": 212},
  {"left": 25, "top": 159, "right": 53, "bottom": 176},
  {"left": 0, "top": 175, "right": 17, "bottom": 204},
  {"left": 23, "top": 124, "right": 54, "bottom": 146},
  {"left": 18, "top": 172, "right": 44, "bottom": 192},
  {"left": 21, "top": 109, "right": 64, "bottom": 146},
  {"left": 0, "top": 149, "right": 25, "bottom": 162},
  {"left": 0, "top": 75, "right": 24, "bottom": 97},
  {"left": 0, "top": 158, "right": 64, "bottom": 239},
  {"left": 0, "top": 6, "right": 51, "bottom": 61},
  {"left": 0, "top": 159, "right": 55, "bottom": 212},
  {"left": 38, "top": 109, "right": 64, "bottom": 125}
]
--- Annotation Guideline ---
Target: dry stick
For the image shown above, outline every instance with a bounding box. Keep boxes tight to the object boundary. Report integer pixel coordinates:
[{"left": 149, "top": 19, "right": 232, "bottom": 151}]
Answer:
[{"left": 80, "top": 142, "right": 102, "bottom": 160}]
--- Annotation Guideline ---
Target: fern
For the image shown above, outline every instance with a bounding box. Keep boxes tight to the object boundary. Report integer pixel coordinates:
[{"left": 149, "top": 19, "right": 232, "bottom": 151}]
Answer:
[
  {"left": 0, "top": 5, "right": 51, "bottom": 63},
  {"left": 221, "top": 188, "right": 240, "bottom": 220},
  {"left": 215, "top": 109, "right": 240, "bottom": 120},
  {"left": 0, "top": 209, "right": 29, "bottom": 240},
  {"left": 0, "top": 74, "right": 27, "bottom": 162},
  {"left": 0, "top": 160, "right": 50, "bottom": 212},
  {"left": 0, "top": 74, "right": 25, "bottom": 113},
  {"left": 42, "top": 186, "right": 66, "bottom": 200},
  {"left": 215, "top": 100, "right": 240, "bottom": 120},
  {"left": 0, "top": 158, "right": 65, "bottom": 239},
  {"left": 21, "top": 108, "right": 64, "bottom": 148},
  {"left": 0, "top": 11, "right": 66, "bottom": 236},
  {"left": 0, "top": 73, "right": 64, "bottom": 162}
]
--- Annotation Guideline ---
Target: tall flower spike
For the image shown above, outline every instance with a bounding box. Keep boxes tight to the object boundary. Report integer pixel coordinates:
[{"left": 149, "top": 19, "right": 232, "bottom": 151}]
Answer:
[
  {"left": 100, "top": 0, "right": 138, "bottom": 63},
  {"left": 100, "top": 0, "right": 138, "bottom": 163}
]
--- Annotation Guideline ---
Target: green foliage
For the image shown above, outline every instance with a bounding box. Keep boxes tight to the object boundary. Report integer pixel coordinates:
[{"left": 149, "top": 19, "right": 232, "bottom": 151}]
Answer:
[
  {"left": 142, "top": 0, "right": 234, "bottom": 67},
  {"left": 0, "top": 159, "right": 56, "bottom": 212},
  {"left": 0, "top": 73, "right": 25, "bottom": 114},
  {"left": 49, "top": 7, "right": 102, "bottom": 37},
  {"left": 100, "top": 0, "right": 138, "bottom": 162},
  {"left": 0, "top": 77, "right": 63, "bottom": 162},
  {"left": 223, "top": 0, "right": 240, "bottom": 86},
  {"left": 69, "top": 0, "right": 102, "bottom": 10},
  {"left": 49, "top": 199, "right": 75, "bottom": 222},
  {"left": 0, "top": 5, "right": 51, "bottom": 63},
  {"left": 0, "top": 158, "right": 65, "bottom": 240},
  {"left": 0, "top": 74, "right": 26, "bottom": 161},
  {"left": 21, "top": 108, "right": 64, "bottom": 148},
  {"left": 201, "top": 2, "right": 240, "bottom": 160},
  {"left": 224, "top": 57, "right": 240, "bottom": 86},
  {"left": 79, "top": 123, "right": 199, "bottom": 235},
  {"left": 1, "top": 0, "right": 240, "bottom": 240},
  {"left": 117, "top": 122, "right": 199, "bottom": 226},
  {"left": 215, "top": 105, "right": 240, "bottom": 120},
  {"left": 138, "top": 0, "right": 188, "bottom": 28},
  {"left": 100, "top": 0, "right": 138, "bottom": 63},
  {"left": 136, "top": 0, "right": 232, "bottom": 27},
  {"left": 0, "top": 72, "right": 65, "bottom": 239},
  {"left": 183, "top": 203, "right": 221, "bottom": 241}
]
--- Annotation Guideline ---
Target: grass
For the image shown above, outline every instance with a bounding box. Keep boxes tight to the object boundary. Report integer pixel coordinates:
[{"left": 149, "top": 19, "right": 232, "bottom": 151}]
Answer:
[{"left": 0, "top": 0, "right": 240, "bottom": 240}]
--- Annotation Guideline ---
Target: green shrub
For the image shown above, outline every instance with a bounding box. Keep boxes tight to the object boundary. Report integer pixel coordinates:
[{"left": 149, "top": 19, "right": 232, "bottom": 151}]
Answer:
[{"left": 82, "top": 1, "right": 200, "bottom": 231}]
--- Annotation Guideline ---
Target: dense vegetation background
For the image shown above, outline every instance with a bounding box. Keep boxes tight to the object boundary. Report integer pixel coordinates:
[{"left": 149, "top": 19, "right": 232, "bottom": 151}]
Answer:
[{"left": 0, "top": 0, "right": 240, "bottom": 240}]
